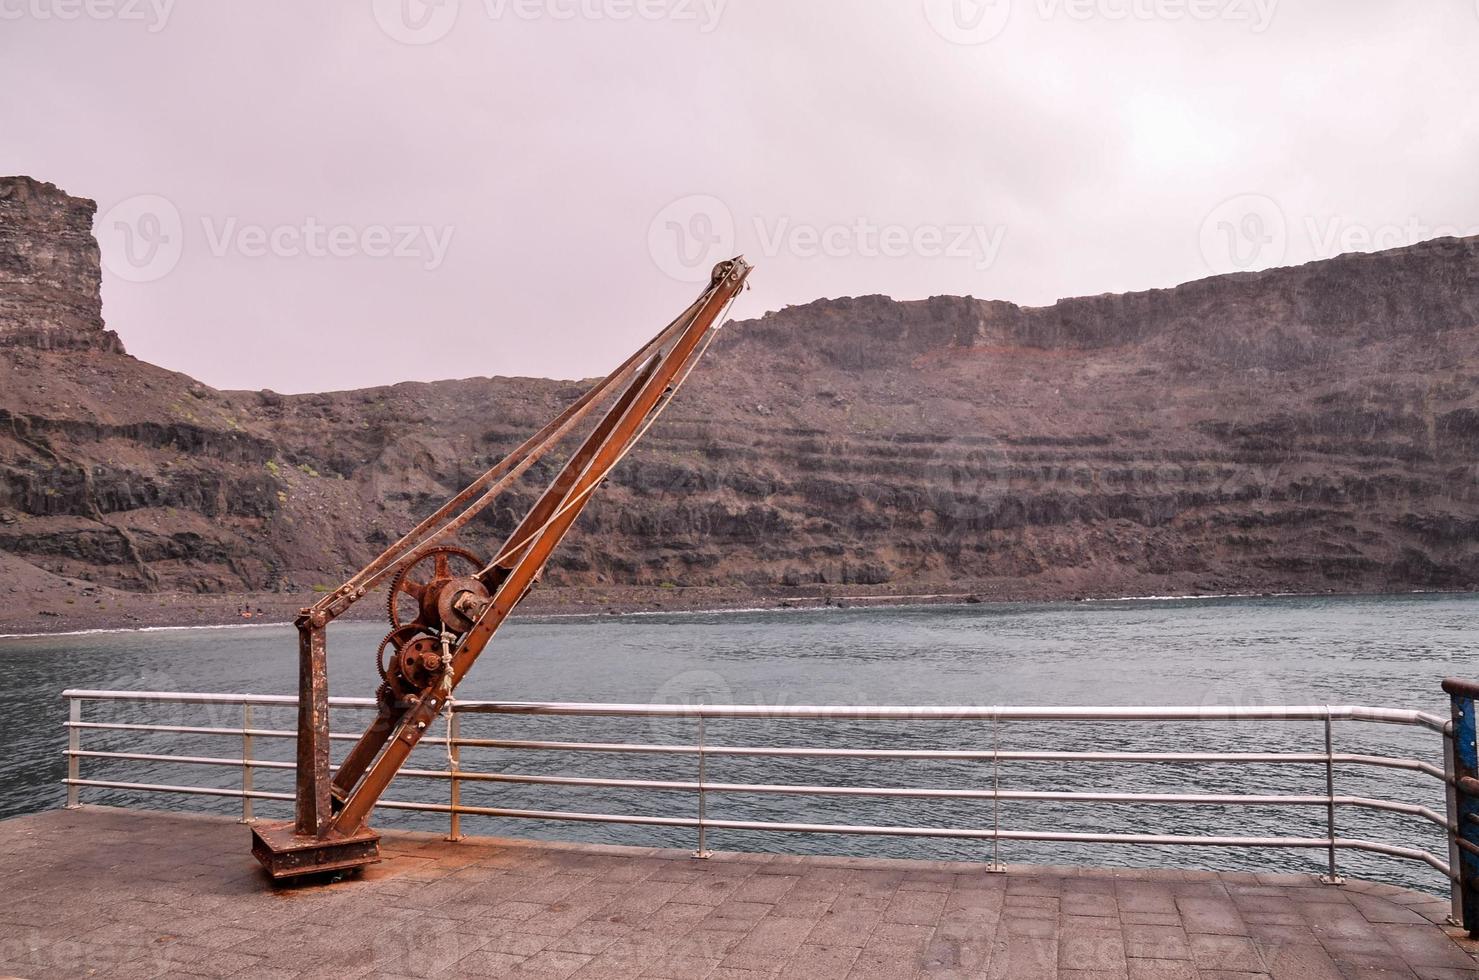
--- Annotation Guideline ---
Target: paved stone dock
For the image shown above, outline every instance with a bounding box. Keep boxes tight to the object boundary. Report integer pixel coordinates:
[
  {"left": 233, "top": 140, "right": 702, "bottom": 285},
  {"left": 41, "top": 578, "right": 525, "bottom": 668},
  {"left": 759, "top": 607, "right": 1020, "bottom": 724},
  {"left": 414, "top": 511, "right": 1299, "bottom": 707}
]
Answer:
[{"left": 1, "top": 807, "right": 1476, "bottom": 980}]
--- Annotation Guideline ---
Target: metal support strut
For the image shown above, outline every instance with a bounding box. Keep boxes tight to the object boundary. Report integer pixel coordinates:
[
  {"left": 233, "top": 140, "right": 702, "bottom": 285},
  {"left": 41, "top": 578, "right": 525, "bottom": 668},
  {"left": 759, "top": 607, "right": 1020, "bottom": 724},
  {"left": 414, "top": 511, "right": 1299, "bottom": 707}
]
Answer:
[
  {"left": 1319, "top": 708, "right": 1344, "bottom": 886},
  {"left": 694, "top": 712, "right": 712, "bottom": 860}
]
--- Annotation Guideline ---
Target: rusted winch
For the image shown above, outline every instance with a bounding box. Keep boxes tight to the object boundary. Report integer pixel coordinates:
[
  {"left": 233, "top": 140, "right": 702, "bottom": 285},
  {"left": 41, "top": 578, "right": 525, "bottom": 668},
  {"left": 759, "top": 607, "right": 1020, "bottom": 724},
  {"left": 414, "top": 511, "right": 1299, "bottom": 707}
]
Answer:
[{"left": 378, "top": 546, "right": 495, "bottom": 704}]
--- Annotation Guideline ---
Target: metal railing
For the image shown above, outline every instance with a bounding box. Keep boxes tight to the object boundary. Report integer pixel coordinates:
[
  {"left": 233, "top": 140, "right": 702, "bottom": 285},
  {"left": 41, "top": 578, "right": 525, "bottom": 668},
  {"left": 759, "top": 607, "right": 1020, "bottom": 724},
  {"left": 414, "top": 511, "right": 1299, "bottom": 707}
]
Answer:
[{"left": 59, "top": 687, "right": 1475, "bottom": 930}]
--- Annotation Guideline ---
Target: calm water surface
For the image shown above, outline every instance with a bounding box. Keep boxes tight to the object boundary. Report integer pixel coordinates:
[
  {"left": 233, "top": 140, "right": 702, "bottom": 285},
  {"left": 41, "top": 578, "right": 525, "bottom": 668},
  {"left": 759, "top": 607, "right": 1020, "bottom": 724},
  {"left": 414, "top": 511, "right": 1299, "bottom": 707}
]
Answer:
[{"left": 1, "top": 594, "right": 1473, "bottom": 893}]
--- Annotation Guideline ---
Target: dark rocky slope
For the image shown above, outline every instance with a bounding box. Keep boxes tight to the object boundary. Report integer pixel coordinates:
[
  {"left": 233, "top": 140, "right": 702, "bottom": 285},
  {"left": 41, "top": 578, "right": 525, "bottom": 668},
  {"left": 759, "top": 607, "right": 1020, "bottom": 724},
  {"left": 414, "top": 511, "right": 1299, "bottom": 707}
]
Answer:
[{"left": 3, "top": 175, "right": 1478, "bottom": 606}]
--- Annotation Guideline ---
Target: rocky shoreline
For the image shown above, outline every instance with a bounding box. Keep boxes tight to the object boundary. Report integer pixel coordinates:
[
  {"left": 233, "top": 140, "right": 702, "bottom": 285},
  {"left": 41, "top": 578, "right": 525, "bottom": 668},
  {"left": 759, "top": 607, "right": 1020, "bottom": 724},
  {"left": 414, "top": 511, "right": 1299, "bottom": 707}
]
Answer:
[
  {"left": 0, "top": 583, "right": 989, "bottom": 636},
  {"left": 1, "top": 580, "right": 1460, "bottom": 638}
]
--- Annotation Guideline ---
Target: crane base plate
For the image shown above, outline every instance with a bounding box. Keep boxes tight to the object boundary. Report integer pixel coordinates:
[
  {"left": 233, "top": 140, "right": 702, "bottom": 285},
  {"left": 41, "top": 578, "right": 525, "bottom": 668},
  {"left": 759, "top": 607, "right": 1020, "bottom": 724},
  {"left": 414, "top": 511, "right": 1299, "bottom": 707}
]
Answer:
[{"left": 249, "top": 820, "right": 381, "bottom": 880}]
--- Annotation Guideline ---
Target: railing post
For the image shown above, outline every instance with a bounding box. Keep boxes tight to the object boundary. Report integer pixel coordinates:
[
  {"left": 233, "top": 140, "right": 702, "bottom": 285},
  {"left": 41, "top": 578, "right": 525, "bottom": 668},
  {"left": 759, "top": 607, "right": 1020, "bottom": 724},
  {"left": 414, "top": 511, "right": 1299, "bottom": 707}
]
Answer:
[
  {"left": 65, "top": 696, "right": 81, "bottom": 809},
  {"left": 240, "top": 703, "right": 255, "bottom": 824},
  {"left": 1445, "top": 722, "right": 1463, "bottom": 928},
  {"left": 446, "top": 711, "right": 463, "bottom": 842},
  {"left": 988, "top": 708, "right": 1005, "bottom": 873},
  {"left": 1442, "top": 679, "right": 1479, "bottom": 936},
  {"left": 1319, "top": 708, "right": 1344, "bottom": 885},
  {"left": 693, "top": 712, "right": 712, "bottom": 859}
]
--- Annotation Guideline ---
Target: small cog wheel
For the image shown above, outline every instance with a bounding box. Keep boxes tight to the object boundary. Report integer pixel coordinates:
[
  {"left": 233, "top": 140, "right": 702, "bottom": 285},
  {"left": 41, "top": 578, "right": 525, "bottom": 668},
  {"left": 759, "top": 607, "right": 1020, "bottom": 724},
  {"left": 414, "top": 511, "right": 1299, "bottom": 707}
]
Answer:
[{"left": 376, "top": 625, "right": 422, "bottom": 685}]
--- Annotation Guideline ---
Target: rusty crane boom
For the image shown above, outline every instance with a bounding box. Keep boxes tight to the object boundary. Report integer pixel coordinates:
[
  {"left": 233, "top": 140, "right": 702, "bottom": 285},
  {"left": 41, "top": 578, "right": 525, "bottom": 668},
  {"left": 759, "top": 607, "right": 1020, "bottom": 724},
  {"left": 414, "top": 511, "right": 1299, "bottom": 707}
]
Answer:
[{"left": 250, "top": 257, "right": 753, "bottom": 878}]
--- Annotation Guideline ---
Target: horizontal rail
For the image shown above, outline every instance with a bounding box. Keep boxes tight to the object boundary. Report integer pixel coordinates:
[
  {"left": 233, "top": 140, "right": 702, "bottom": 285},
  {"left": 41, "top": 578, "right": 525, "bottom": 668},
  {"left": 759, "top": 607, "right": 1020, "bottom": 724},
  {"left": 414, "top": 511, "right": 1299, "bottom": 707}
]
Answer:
[
  {"left": 69, "top": 750, "right": 451, "bottom": 775},
  {"left": 60, "top": 691, "right": 1447, "bottom": 732},
  {"left": 450, "top": 738, "right": 1450, "bottom": 781},
  {"left": 386, "top": 769, "right": 1458, "bottom": 829},
  {"left": 65, "top": 721, "right": 420, "bottom": 746},
  {"left": 58, "top": 779, "right": 1452, "bottom": 879},
  {"left": 453, "top": 701, "right": 1450, "bottom": 732},
  {"left": 63, "top": 722, "right": 1449, "bottom": 790},
  {"left": 62, "top": 724, "right": 1444, "bottom": 778},
  {"left": 1443, "top": 678, "right": 1479, "bottom": 700},
  {"left": 61, "top": 778, "right": 449, "bottom": 818},
  {"left": 64, "top": 748, "right": 1454, "bottom": 831},
  {"left": 61, "top": 690, "right": 377, "bottom": 708}
]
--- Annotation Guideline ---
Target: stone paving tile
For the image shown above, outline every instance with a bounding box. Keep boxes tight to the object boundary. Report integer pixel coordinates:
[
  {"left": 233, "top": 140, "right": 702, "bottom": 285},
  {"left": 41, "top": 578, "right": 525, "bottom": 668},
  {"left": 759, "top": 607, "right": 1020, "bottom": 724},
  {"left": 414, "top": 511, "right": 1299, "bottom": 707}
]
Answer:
[
  {"left": 455, "top": 948, "right": 530, "bottom": 976},
  {"left": 1188, "top": 935, "right": 1266, "bottom": 973},
  {"left": 883, "top": 888, "right": 947, "bottom": 925},
  {"left": 1066, "top": 892, "right": 1122, "bottom": 917},
  {"left": 1123, "top": 923, "right": 1193, "bottom": 961},
  {"left": 1128, "top": 959, "right": 1199, "bottom": 980},
  {"left": 788, "top": 942, "right": 861, "bottom": 978},
  {"left": 1060, "top": 928, "right": 1130, "bottom": 973},
  {"left": 1256, "top": 941, "right": 1345, "bottom": 980},
  {"left": 1178, "top": 897, "right": 1249, "bottom": 937},
  {"left": 1125, "top": 911, "right": 1186, "bottom": 927},
  {"left": 0, "top": 806, "right": 1476, "bottom": 979},
  {"left": 718, "top": 915, "right": 815, "bottom": 971},
  {"left": 1245, "top": 920, "right": 1321, "bottom": 946}
]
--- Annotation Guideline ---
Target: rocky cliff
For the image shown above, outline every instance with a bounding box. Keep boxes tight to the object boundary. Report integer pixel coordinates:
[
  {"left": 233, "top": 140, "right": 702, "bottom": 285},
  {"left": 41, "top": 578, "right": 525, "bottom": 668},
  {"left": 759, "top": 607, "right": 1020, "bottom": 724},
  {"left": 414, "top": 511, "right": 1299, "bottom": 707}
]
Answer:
[
  {"left": 3, "top": 177, "right": 1478, "bottom": 607},
  {"left": 0, "top": 177, "right": 123, "bottom": 354}
]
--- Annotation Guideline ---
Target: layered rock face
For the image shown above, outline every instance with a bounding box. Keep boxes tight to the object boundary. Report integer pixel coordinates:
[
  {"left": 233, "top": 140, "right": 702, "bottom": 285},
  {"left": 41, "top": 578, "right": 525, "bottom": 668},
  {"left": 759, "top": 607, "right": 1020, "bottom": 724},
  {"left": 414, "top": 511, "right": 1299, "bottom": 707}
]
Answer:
[
  {"left": 2, "top": 176, "right": 1478, "bottom": 600},
  {"left": 0, "top": 177, "right": 123, "bottom": 354}
]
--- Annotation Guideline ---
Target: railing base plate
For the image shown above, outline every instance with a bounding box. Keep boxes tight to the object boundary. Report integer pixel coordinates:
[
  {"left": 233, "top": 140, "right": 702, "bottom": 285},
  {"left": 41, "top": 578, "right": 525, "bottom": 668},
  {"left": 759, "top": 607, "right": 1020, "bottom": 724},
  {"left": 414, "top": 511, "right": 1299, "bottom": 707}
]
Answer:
[
  {"left": 1319, "top": 874, "right": 1346, "bottom": 886},
  {"left": 249, "top": 820, "right": 381, "bottom": 880}
]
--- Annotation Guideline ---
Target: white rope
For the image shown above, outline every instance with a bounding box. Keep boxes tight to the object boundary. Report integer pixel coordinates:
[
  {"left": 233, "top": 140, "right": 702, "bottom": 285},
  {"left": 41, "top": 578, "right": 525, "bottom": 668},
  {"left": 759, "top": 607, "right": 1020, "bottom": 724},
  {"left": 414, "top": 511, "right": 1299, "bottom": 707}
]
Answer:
[{"left": 439, "top": 629, "right": 457, "bottom": 772}]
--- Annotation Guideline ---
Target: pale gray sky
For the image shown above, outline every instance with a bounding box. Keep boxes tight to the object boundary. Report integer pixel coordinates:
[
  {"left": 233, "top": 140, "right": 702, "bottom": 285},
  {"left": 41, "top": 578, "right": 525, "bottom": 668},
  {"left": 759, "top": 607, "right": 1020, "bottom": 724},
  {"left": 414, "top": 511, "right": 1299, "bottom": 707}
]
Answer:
[{"left": 3, "top": 0, "right": 1477, "bottom": 392}]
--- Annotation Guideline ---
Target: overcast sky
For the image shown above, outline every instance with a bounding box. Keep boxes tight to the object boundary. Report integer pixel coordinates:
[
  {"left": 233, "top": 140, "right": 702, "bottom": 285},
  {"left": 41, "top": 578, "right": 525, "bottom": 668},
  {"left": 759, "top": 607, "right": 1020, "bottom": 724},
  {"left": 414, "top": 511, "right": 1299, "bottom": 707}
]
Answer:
[{"left": 3, "top": 0, "right": 1477, "bottom": 392}]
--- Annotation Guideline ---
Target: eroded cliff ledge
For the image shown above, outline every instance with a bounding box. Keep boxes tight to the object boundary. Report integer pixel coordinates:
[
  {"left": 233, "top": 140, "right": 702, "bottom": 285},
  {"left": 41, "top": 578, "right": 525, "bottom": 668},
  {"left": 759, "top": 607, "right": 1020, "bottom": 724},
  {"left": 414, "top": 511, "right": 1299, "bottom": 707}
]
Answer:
[{"left": 0, "top": 176, "right": 123, "bottom": 354}]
